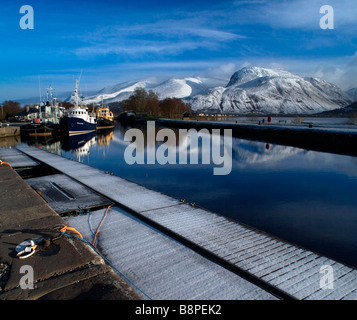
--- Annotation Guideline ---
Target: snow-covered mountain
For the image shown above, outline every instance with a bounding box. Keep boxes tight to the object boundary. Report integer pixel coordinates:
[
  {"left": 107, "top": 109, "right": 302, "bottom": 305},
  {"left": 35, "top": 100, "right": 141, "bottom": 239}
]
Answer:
[
  {"left": 67, "top": 66, "right": 353, "bottom": 115},
  {"left": 76, "top": 77, "right": 227, "bottom": 105},
  {"left": 188, "top": 66, "right": 353, "bottom": 115}
]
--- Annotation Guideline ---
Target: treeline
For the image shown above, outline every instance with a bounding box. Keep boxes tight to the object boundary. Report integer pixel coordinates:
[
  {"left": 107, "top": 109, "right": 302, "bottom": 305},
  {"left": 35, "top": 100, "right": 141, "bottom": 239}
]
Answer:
[
  {"left": 1, "top": 100, "right": 21, "bottom": 120},
  {"left": 121, "top": 88, "right": 192, "bottom": 118}
]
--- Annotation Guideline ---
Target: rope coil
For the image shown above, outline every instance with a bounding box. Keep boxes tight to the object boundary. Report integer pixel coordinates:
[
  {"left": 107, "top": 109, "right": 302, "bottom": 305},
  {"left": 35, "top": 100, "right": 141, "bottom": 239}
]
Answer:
[
  {"left": 12, "top": 212, "right": 152, "bottom": 299},
  {"left": 0, "top": 160, "right": 11, "bottom": 167},
  {"left": 16, "top": 240, "right": 37, "bottom": 259}
]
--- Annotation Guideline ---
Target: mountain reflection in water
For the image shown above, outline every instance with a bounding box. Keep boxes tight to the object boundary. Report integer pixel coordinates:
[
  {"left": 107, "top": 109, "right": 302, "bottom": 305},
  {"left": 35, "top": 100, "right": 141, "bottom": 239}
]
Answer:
[{"left": 31, "top": 124, "right": 357, "bottom": 268}]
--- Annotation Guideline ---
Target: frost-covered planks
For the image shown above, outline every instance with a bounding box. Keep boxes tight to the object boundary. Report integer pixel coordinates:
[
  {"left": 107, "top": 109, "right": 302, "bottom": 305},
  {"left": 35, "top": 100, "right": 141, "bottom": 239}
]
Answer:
[
  {"left": 0, "top": 147, "right": 39, "bottom": 168},
  {"left": 141, "top": 204, "right": 357, "bottom": 300},
  {"left": 17, "top": 146, "right": 178, "bottom": 212},
  {"left": 17, "top": 146, "right": 357, "bottom": 300},
  {"left": 66, "top": 207, "right": 277, "bottom": 300},
  {"left": 25, "top": 174, "right": 112, "bottom": 213}
]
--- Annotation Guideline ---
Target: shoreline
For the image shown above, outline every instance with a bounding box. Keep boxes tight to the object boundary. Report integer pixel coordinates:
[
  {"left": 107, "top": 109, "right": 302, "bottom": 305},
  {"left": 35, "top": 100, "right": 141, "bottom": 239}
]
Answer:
[{"left": 135, "top": 118, "right": 357, "bottom": 157}]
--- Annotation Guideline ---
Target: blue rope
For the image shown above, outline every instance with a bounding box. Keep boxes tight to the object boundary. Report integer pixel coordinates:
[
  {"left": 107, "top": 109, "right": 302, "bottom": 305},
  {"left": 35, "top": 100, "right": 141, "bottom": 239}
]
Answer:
[{"left": 62, "top": 231, "right": 153, "bottom": 300}]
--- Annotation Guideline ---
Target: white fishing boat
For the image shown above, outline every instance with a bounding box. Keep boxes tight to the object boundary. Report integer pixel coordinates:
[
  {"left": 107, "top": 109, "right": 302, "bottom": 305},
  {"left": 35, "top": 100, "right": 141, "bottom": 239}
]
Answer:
[{"left": 60, "top": 80, "right": 97, "bottom": 136}]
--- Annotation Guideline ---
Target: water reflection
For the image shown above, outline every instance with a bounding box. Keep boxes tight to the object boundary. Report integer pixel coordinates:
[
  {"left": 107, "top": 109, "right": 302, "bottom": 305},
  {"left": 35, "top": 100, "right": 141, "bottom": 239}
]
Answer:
[
  {"left": 0, "top": 135, "right": 22, "bottom": 148},
  {"left": 105, "top": 123, "right": 305, "bottom": 168},
  {"left": 97, "top": 129, "right": 114, "bottom": 146},
  {"left": 19, "top": 123, "right": 357, "bottom": 268},
  {"left": 60, "top": 131, "right": 97, "bottom": 161}
]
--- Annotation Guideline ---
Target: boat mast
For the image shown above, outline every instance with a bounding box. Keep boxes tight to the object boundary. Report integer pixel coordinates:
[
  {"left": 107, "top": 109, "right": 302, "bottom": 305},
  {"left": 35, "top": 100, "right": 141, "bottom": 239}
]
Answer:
[
  {"left": 49, "top": 85, "right": 53, "bottom": 104},
  {"left": 38, "top": 76, "right": 42, "bottom": 107},
  {"left": 74, "top": 80, "right": 79, "bottom": 108}
]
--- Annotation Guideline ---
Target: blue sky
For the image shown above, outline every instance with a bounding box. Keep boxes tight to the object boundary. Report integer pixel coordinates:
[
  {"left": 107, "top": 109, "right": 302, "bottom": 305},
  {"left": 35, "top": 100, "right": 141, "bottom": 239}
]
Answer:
[{"left": 0, "top": 0, "right": 356, "bottom": 101}]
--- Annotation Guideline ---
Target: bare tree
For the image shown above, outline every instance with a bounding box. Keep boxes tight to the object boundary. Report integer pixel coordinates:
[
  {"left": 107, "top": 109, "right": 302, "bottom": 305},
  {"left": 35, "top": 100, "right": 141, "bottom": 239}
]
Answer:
[
  {"left": 1, "top": 100, "right": 21, "bottom": 119},
  {"left": 120, "top": 89, "right": 191, "bottom": 118}
]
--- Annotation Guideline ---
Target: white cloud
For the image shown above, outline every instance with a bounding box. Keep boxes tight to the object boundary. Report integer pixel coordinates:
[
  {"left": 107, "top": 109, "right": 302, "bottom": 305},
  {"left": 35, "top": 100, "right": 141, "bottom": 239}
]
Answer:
[
  {"left": 75, "top": 41, "right": 201, "bottom": 57},
  {"left": 311, "top": 52, "right": 357, "bottom": 90},
  {"left": 232, "top": 0, "right": 357, "bottom": 31},
  {"left": 197, "top": 63, "right": 239, "bottom": 80},
  {"left": 74, "top": 20, "right": 246, "bottom": 58}
]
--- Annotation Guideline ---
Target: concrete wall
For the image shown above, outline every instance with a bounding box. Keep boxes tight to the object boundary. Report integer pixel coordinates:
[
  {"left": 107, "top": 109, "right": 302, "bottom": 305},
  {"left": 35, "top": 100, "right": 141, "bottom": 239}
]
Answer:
[{"left": 0, "top": 126, "right": 20, "bottom": 138}]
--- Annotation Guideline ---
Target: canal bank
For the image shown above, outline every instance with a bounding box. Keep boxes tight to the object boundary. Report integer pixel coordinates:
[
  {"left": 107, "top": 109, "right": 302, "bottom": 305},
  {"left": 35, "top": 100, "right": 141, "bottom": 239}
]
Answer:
[
  {"left": 0, "top": 162, "right": 141, "bottom": 300},
  {"left": 138, "top": 118, "right": 357, "bottom": 157},
  {"left": 0, "top": 126, "right": 20, "bottom": 139}
]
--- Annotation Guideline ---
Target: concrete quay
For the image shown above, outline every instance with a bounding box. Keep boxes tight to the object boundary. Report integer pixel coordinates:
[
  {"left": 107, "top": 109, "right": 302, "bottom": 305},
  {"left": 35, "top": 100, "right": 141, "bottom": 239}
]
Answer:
[
  {"left": 0, "top": 164, "right": 141, "bottom": 300},
  {"left": 0, "top": 126, "right": 20, "bottom": 139},
  {"left": 146, "top": 118, "right": 357, "bottom": 157}
]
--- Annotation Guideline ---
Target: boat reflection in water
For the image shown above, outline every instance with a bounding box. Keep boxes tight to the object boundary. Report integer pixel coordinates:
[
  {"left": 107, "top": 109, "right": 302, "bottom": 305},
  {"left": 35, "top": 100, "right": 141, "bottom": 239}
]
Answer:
[
  {"left": 60, "top": 128, "right": 115, "bottom": 161},
  {"left": 97, "top": 128, "right": 114, "bottom": 146},
  {"left": 60, "top": 131, "right": 97, "bottom": 161}
]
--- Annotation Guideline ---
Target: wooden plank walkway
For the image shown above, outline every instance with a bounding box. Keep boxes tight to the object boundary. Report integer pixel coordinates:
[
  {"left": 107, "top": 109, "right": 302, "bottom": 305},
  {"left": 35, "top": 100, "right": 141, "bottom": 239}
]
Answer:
[
  {"left": 0, "top": 164, "right": 141, "bottom": 300},
  {"left": 25, "top": 174, "right": 112, "bottom": 214},
  {"left": 0, "top": 147, "right": 39, "bottom": 168},
  {"left": 16, "top": 146, "right": 357, "bottom": 300},
  {"left": 66, "top": 206, "right": 276, "bottom": 300}
]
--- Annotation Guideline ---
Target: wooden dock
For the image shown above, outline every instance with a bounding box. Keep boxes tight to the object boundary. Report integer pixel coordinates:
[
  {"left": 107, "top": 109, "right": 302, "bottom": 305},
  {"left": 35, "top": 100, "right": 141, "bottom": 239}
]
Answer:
[
  {"left": 25, "top": 174, "right": 112, "bottom": 214},
  {"left": 68, "top": 206, "right": 276, "bottom": 300},
  {"left": 0, "top": 153, "right": 141, "bottom": 300},
  {"left": 3, "top": 146, "right": 357, "bottom": 300},
  {"left": 0, "top": 147, "right": 38, "bottom": 168}
]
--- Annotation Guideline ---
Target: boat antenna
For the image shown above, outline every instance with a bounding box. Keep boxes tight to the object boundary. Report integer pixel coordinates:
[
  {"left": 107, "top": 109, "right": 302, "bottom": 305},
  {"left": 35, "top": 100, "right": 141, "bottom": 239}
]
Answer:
[
  {"left": 49, "top": 85, "right": 53, "bottom": 103},
  {"left": 38, "top": 76, "right": 42, "bottom": 106},
  {"left": 77, "top": 70, "right": 83, "bottom": 106},
  {"left": 74, "top": 79, "right": 79, "bottom": 108},
  {"left": 78, "top": 70, "right": 83, "bottom": 87}
]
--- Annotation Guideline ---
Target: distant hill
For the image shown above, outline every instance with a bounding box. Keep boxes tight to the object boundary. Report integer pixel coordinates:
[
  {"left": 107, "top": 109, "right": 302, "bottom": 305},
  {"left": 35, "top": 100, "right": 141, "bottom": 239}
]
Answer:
[
  {"left": 346, "top": 88, "right": 357, "bottom": 101},
  {"left": 318, "top": 101, "right": 357, "bottom": 116},
  {"left": 67, "top": 77, "right": 227, "bottom": 106}
]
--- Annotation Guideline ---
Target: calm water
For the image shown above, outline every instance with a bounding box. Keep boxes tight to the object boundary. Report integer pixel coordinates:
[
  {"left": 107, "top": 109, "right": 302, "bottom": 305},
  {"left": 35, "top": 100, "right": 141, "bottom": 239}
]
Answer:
[{"left": 24, "top": 122, "right": 357, "bottom": 267}]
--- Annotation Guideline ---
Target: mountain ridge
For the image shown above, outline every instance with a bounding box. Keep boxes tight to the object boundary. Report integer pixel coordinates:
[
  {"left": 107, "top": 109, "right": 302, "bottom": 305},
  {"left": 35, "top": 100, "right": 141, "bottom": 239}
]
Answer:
[
  {"left": 188, "top": 66, "right": 353, "bottom": 114},
  {"left": 64, "top": 66, "right": 353, "bottom": 115}
]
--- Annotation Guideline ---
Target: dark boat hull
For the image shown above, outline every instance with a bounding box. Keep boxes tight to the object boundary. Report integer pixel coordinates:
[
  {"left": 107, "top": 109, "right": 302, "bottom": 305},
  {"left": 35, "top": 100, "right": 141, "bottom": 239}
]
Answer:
[
  {"left": 60, "top": 117, "right": 96, "bottom": 136},
  {"left": 97, "top": 117, "right": 115, "bottom": 129},
  {"left": 118, "top": 112, "right": 136, "bottom": 125},
  {"left": 20, "top": 123, "right": 61, "bottom": 137}
]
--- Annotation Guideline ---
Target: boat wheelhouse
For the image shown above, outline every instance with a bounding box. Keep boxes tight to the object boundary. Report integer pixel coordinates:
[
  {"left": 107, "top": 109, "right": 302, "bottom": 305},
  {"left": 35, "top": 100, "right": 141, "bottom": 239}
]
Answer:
[{"left": 96, "top": 105, "right": 115, "bottom": 129}]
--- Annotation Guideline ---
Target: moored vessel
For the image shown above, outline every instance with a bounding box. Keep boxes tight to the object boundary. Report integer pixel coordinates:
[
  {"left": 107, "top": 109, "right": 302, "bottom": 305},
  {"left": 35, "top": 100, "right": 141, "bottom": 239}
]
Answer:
[
  {"left": 96, "top": 104, "right": 115, "bottom": 129},
  {"left": 20, "top": 85, "right": 63, "bottom": 138},
  {"left": 60, "top": 80, "right": 97, "bottom": 136}
]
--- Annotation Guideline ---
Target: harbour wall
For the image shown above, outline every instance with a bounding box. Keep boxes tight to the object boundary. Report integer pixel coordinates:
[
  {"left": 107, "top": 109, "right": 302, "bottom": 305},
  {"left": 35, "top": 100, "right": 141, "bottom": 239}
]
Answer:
[
  {"left": 135, "top": 118, "right": 357, "bottom": 157},
  {"left": 0, "top": 126, "right": 20, "bottom": 139}
]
